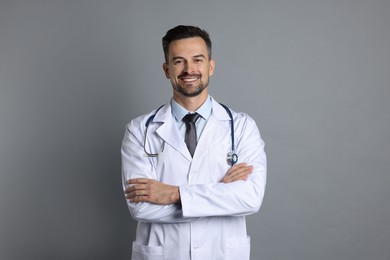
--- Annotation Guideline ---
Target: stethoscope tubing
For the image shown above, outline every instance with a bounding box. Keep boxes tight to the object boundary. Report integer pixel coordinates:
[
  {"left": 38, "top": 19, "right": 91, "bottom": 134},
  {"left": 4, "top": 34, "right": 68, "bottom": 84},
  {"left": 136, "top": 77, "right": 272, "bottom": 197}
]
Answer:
[{"left": 143, "top": 103, "right": 238, "bottom": 165}]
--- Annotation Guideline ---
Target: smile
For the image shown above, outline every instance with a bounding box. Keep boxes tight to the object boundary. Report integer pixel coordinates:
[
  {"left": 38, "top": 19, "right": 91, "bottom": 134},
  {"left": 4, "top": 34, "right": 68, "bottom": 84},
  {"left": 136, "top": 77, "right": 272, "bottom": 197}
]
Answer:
[{"left": 179, "top": 75, "right": 200, "bottom": 82}]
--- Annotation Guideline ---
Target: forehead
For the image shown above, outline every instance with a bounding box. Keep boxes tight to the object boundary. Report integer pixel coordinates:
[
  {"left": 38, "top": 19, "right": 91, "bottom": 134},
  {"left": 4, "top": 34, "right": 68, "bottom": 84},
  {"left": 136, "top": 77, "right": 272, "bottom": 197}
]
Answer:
[{"left": 168, "top": 37, "right": 208, "bottom": 58}]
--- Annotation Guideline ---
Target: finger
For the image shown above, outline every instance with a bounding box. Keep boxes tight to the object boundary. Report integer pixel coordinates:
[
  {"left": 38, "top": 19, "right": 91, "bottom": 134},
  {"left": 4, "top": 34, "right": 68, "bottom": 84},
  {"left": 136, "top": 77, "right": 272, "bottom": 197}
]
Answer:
[
  {"left": 222, "top": 164, "right": 253, "bottom": 183},
  {"left": 226, "top": 163, "right": 247, "bottom": 176},
  {"left": 125, "top": 183, "right": 147, "bottom": 194},
  {"left": 228, "top": 165, "right": 252, "bottom": 178},
  {"left": 231, "top": 166, "right": 253, "bottom": 181},
  {"left": 129, "top": 195, "right": 148, "bottom": 203},
  {"left": 231, "top": 162, "right": 248, "bottom": 170},
  {"left": 235, "top": 171, "right": 252, "bottom": 181},
  {"left": 224, "top": 170, "right": 241, "bottom": 183},
  {"left": 126, "top": 189, "right": 149, "bottom": 199},
  {"left": 237, "top": 166, "right": 253, "bottom": 178}
]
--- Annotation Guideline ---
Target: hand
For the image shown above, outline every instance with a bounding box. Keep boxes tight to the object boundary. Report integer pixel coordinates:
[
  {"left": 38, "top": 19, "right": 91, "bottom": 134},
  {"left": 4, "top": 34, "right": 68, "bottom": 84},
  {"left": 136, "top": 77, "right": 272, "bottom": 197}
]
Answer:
[
  {"left": 221, "top": 162, "right": 253, "bottom": 183},
  {"left": 125, "top": 178, "right": 180, "bottom": 205}
]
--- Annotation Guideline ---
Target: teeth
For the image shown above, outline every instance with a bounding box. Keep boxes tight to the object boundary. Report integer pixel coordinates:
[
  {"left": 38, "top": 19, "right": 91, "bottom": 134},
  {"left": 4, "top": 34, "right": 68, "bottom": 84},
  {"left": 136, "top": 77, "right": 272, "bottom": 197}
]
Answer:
[{"left": 181, "top": 77, "right": 199, "bottom": 82}]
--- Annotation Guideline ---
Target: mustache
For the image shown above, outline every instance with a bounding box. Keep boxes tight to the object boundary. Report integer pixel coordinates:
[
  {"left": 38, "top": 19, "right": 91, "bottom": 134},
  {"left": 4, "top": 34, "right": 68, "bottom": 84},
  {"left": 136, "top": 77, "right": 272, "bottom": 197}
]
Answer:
[{"left": 178, "top": 72, "right": 201, "bottom": 78}]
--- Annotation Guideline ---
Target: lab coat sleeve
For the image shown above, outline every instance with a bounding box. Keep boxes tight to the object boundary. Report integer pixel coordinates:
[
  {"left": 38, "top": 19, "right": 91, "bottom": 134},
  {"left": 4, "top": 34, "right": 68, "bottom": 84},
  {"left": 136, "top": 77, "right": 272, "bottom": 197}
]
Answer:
[
  {"left": 179, "top": 114, "right": 267, "bottom": 217},
  {"left": 121, "top": 118, "right": 196, "bottom": 223}
]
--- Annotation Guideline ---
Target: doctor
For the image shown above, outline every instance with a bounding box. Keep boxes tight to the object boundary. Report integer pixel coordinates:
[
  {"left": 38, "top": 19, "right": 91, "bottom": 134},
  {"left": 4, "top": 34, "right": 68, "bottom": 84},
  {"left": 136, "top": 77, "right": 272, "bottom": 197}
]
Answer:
[{"left": 122, "top": 25, "right": 267, "bottom": 260}]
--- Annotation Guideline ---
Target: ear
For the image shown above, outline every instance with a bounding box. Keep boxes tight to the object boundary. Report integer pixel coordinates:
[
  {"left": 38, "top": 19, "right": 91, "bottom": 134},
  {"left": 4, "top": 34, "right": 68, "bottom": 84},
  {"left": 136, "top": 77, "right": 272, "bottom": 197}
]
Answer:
[
  {"left": 162, "top": 63, "right": 170, "bottom": 79},
  {"left": 209, "top": 59, "right": 215, "bottom": 76}
]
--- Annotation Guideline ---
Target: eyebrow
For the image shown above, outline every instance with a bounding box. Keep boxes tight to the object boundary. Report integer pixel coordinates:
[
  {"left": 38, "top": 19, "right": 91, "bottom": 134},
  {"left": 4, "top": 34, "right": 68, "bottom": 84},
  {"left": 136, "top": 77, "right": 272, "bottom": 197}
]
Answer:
[
  {"left": 193, "top": 54, "right": 206, "bottom": 59},
  {"left": 171, "top": 54, "right": 207, "bottom": 61}
]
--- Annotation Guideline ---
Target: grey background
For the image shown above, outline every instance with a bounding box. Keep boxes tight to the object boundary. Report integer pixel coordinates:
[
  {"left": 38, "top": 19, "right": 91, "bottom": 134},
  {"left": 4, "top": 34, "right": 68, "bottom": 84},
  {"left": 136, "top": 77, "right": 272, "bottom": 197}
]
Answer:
[{"left": 1, "top": 1, "right": 389, "bottom": 259}]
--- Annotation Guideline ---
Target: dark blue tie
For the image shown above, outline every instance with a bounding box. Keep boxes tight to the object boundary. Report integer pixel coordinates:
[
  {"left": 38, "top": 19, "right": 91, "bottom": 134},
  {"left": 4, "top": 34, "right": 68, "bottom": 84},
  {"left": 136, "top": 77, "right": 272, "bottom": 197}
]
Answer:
[{"left": 183, "top": 113, "right": 200, "bottom": 157}]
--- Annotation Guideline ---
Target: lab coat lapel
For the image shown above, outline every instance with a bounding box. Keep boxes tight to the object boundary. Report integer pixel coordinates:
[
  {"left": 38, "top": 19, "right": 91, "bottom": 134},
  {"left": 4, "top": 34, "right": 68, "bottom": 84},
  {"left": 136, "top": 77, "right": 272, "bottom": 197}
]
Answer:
[
  {"left": 153, "top": 103, "right": 192, "bottom": 161},
  {"left": 194, "top": 101, "right": 231, "bottom": 159}
]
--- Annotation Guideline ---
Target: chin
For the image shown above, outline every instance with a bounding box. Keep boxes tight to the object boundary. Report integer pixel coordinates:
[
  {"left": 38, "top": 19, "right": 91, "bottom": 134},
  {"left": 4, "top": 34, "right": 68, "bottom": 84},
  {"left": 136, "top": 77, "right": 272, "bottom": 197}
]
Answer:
[{"left": 177, "top": 85, "right": 208, "bottom": 98}]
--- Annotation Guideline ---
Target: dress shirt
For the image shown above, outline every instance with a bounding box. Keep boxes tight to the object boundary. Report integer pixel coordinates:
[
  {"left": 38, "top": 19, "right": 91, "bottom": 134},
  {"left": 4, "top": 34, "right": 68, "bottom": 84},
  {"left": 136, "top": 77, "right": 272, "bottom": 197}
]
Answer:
[{"left": 171, "top": 95, "right": 212, "bottom": 141}]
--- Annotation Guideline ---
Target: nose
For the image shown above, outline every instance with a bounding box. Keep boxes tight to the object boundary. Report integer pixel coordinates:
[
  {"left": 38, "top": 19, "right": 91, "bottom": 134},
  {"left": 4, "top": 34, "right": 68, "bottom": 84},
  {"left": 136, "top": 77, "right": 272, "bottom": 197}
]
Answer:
[{"left": 183, "top": 61, "right": 195, "bottom": 74}]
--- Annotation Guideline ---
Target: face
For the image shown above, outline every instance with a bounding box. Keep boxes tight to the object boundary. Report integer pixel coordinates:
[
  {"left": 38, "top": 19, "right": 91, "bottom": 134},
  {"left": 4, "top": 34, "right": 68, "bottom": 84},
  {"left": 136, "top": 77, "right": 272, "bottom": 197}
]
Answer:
[{"left": 163, "top": 37, "right": 215, "bottom": 100}]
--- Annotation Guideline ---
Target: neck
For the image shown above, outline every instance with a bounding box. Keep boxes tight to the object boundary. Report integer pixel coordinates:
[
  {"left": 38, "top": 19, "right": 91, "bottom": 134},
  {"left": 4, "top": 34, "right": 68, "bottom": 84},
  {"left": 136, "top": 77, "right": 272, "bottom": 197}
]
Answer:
[{"left": 173, "top": 93, "right": 208, "bottom": 112}]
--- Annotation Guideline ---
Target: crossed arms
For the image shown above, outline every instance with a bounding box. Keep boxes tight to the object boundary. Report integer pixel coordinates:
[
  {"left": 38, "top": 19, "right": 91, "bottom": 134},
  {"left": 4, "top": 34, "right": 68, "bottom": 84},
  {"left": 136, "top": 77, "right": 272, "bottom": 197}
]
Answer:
[{"left": 125, "top": 162, "right": 254, "bottom": 205}]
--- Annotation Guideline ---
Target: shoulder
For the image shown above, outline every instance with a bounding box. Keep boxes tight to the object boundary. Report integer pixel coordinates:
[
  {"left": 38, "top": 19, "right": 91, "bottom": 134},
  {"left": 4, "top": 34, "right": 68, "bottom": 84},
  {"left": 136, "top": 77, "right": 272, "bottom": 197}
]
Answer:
[
  {"left": 211, "top": 97, "right": 256, "bottom": 125},
  {"left": 126, "top": 104, "right": 170, "bottom": 133}
]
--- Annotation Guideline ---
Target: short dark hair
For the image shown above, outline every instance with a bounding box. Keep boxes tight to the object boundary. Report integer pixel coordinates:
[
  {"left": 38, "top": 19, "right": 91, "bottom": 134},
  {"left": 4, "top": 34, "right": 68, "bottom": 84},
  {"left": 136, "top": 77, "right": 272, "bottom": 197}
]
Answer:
[{"left": 162, "top": 25, "right": 212, "bottom": 62}]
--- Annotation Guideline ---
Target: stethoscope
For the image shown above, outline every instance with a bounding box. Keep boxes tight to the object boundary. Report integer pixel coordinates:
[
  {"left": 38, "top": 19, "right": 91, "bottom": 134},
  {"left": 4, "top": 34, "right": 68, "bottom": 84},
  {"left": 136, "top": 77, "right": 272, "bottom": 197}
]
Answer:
[{"left": 143, "top": 103, "right": 238, "bottom": 166}]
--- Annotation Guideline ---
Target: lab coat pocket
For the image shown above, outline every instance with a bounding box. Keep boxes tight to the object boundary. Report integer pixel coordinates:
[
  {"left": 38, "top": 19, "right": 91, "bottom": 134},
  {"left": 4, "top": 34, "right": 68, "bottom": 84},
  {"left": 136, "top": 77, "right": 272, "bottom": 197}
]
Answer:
[
  {"left": 225, "top": 236, "right": 251, "bottom": 260},
  {"left": 131, "top": 241, "right": 165, "bottom": 260}
]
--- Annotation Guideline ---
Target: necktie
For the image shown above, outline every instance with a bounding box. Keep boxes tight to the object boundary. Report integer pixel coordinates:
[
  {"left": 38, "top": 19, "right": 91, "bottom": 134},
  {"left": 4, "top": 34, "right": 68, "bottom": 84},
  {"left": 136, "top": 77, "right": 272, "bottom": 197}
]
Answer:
[{"left": 183, "top": 113, "right": 200, "bottom": 157}]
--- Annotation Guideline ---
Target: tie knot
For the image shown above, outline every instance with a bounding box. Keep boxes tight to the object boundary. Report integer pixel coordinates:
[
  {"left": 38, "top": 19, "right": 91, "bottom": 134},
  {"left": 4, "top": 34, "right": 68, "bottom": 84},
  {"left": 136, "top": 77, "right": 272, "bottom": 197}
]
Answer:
[{"left": 183, "top": 113, "right": 200, "bottom": 124}]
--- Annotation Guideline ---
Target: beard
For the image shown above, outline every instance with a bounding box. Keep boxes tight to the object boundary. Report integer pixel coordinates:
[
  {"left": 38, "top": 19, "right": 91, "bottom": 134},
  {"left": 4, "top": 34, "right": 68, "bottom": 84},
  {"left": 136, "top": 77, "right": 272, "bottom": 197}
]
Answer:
[{"left": 172, "top": 73, "right": 209, "bottom": 97}]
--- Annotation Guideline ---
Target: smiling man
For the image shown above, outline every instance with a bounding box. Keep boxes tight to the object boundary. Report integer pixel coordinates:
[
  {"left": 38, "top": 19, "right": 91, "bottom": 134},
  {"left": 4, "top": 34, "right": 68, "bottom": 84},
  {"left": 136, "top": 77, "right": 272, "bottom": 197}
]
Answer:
[
  {"left": 121, "top": 25, "right": 267, "bottom": 260},
  {"left": 163, "top": 36, "right": 214, "bottom": 101}
]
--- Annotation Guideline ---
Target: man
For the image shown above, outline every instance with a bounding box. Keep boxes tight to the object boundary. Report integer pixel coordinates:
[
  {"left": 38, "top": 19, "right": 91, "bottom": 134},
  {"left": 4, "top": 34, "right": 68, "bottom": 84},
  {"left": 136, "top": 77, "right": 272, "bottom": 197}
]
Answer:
[{"left": 122, "top": 25, "right": 267, "bottom": 260}]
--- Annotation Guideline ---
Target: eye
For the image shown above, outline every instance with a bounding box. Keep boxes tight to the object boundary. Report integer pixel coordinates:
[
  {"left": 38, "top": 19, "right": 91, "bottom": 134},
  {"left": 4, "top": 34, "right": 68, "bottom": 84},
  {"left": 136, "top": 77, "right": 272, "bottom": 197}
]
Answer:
[
  {"left": 173, "top": 58, "right": 185, "bottom": 65},
  {"left": 194, "top": 58, "right": 203, "bottom": 63}
]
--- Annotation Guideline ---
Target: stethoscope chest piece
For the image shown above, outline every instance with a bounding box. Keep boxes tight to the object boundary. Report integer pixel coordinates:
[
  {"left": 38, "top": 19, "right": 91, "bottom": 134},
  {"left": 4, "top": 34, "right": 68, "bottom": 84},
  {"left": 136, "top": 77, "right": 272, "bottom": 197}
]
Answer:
[{"left": 227, "top": 151, "right": 238, "bottom": 166}]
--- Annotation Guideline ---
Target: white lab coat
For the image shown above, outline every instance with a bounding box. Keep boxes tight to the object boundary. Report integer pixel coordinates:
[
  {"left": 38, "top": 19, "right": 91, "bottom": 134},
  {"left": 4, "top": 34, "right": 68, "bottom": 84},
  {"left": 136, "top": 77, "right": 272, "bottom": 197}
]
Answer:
[{"left": 121, "top": 97, "right": 267, "bottom": 260}]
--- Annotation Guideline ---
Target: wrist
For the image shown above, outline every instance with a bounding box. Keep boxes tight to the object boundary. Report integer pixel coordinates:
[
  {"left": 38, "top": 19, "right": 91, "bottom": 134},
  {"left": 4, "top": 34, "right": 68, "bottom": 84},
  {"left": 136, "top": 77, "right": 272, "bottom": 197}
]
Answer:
[{"left": 172, "top": 186, "right": 181, "bottom": 204}]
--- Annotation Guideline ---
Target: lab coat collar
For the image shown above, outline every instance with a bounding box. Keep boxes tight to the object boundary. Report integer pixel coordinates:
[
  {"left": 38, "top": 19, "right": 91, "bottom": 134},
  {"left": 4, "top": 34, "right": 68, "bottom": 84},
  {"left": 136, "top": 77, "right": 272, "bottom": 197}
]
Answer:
[
  {"left": 152, "top": 97, "right": 232, "bottom": 161},
  {"left": 150, "top": 96, "right": 231, "bottom": 122},
  {"left": 209, "top": 97, "right": 232, "bottom": 121}
]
